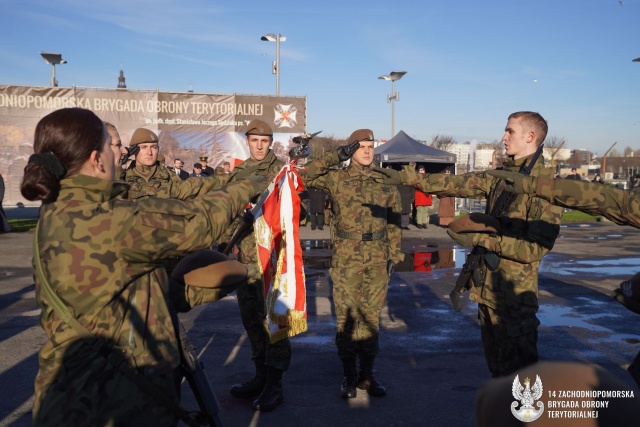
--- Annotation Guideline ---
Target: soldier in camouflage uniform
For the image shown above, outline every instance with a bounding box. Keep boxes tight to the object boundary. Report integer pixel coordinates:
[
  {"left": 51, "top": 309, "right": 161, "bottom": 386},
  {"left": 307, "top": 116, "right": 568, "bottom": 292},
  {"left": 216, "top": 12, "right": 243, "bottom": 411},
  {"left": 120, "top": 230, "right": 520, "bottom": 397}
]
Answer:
[
  {"left": 382, "top": 112, "right": 564, "bottom": 377},
  {"left": 120, "top": 128, "right": 228, "bottom": 200},
  {"left": 223, "top": 120, "right": 357, "bottom": 408},
  {"left": 474, "top": 170, "right": 640, "bottom": 424},
  {"left": 303, "top": 129, "right": 404, "bottom": 399},
  {"left": 20, "top": 108, "right": 266, "bottom": 426},
  {"left": 220, "top": 119, "right": 291, "bottom": 412}
]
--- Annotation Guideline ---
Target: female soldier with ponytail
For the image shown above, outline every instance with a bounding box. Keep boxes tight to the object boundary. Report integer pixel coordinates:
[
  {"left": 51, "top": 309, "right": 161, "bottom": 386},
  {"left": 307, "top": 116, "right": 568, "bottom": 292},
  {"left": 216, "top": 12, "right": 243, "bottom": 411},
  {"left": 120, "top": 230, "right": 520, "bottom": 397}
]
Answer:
[{"left": 23, "top": 108, "right": 265, "bottom": 426}]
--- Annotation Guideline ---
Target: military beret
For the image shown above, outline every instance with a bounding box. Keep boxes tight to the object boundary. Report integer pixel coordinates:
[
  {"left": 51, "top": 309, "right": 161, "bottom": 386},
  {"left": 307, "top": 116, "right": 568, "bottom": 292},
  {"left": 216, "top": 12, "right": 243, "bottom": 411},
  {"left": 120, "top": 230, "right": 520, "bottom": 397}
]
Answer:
[
  {"left": 348, "top": 129, "right": 374, "bottom": 144},
  {"left": 612, "top": 272, "right": 640, "bottom": 315},
  {"left": 157, "top": 154, "right": 165, "bottom": 162},
  {"left": 129, "top": 128, "right": 158, "bottom": 146},
  {"left": 171, "top": 249, "right": 247, "bottom": 290},
  {"left": 449, "top": 212, "right": 502, "bottom": 234},
  {"left": 193, "top": 163, "right": 202, "bottom": 169},
  {"left": 245, "top": 119, "right": 273, "bottom": 136},
  {"left": 199, "top": 156, "right": 208, "bottom": 162}
]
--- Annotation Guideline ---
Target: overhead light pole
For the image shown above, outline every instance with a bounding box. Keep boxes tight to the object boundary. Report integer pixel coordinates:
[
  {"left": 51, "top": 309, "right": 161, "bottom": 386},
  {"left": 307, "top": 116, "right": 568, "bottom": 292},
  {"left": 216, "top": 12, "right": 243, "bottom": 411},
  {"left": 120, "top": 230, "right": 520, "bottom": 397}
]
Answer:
[
  {"left": 39, "top": 52, "right": 67, "bottom": 87},
  {"left": 378, "top": 71, "right": 407, "bottom": 138},
  {"left": 261, "top": 33, "right": 286, "bottom": 96}
]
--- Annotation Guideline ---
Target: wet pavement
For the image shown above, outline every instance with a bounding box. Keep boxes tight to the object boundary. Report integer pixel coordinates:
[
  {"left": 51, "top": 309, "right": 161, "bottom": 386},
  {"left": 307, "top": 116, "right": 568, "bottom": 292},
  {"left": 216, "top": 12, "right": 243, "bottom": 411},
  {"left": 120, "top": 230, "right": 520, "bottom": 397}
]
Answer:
[{"left": 1, "top": 215, "right": 640, "bottom": 426}]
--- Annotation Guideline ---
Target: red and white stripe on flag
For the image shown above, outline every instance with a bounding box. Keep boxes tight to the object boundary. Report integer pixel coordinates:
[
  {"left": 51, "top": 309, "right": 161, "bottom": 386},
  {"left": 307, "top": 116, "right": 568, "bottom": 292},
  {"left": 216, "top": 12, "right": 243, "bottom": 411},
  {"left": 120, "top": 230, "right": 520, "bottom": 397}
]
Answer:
[{"left": 254, "top": 164, "right": 308, "bottom": 343}]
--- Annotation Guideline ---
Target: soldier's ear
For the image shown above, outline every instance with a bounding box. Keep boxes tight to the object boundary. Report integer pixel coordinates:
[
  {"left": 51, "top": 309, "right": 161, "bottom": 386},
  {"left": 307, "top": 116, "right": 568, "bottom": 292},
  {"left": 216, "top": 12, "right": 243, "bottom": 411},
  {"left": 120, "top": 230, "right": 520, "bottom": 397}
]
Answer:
[{"left": 527, "top": 131, "right": 536, "bottom": 144}]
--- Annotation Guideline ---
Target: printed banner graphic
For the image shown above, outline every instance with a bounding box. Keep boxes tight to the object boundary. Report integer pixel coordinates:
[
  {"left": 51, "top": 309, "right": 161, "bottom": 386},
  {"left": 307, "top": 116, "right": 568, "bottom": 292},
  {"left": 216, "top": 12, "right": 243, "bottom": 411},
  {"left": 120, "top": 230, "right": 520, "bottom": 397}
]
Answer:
[{"left": 0, "top": 85, "right": 307, "bottom": 205}]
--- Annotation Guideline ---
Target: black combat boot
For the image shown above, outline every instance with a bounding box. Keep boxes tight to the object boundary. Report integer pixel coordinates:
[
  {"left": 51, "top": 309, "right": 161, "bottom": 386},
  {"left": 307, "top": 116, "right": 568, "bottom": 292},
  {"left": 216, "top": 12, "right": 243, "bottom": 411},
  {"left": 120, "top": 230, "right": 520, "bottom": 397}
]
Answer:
[
  {"left": 357, "top": 354, "right": 386, "bottom": 396},
  {"left": 252, "top": 367, "right": 284, "bottom": 411},
  {"left": 230, "top": 362, "right": 267, "bottom": 398},
  {"left": 339, "top": 358, "right": 358, "bottom": 399}
]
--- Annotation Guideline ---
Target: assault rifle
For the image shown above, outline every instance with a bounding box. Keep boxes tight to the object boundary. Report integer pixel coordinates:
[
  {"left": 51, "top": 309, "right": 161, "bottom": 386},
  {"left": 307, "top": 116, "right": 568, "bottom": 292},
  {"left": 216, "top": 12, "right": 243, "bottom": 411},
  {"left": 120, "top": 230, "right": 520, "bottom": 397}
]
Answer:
[
  {"left": 178, "top": 322, "right": 224, "bottom": 427},
  {"left": 449, "top": 142, "right": 545, "bottom": 312}
]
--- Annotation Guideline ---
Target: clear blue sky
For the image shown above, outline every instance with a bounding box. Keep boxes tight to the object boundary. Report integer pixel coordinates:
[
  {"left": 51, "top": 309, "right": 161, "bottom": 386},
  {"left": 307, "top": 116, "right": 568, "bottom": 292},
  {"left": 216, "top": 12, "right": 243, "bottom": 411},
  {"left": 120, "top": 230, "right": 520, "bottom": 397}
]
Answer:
[{"left": 1, "top": 0, "right": 639, "bottom": 155}]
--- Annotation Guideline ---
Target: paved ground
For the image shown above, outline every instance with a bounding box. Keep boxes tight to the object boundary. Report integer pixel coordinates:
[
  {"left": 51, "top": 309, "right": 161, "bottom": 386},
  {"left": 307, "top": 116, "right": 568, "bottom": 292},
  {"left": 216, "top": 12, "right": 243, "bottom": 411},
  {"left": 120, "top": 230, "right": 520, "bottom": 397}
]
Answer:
[{"left": 1, "top": 207, "right": 640, "bottom": 426}]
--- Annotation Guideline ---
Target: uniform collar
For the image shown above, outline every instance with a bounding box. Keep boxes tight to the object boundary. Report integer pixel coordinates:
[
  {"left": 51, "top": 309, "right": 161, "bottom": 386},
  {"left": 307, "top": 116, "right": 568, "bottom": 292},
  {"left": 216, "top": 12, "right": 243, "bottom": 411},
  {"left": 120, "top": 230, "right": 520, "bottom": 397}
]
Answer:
[
  {"left": 502, "top": 153, "right": 545, "bottom": 172},
  {"left": 57, "top": 174, "right": 129, "bottom": 203},
  {"left": 347, "top": 161, "right": 374, "bottom": 176}
]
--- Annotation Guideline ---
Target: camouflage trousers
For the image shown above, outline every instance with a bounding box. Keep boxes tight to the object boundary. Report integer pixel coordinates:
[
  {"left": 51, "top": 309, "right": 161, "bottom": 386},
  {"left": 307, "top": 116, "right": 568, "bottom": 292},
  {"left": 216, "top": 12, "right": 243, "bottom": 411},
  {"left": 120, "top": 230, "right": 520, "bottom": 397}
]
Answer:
[
  {"left": 236, "top": 277, "right": 291, "bottom": 371},
  {"left": 478, "top": 304, "right": 540, "bottom": 377},
  {"left": 330, "top": 263, "right": 390, "bottom": 360}
]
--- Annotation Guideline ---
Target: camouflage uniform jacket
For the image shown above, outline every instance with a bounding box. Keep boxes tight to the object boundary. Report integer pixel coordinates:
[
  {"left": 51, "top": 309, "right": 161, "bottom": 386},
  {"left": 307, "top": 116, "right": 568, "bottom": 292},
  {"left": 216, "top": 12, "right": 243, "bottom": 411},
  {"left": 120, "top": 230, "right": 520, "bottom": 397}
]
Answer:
[
  {"left": 33, "top": 174, "right": 256, "bottom": 403},
  {"left": 121, "top": 161, "right": 227, "bottom": 200},
  {"left": 538, "top": 179, "right": 640, "bottom": 229},
  {"left": 302, "top": 151, "right": 404, "bottom": 267},
  {"left": 417, "top": 155, "right": 563, "bottom": 310},
  {"left": 219, "top": 150, "right": 284, "bottom": 266}
]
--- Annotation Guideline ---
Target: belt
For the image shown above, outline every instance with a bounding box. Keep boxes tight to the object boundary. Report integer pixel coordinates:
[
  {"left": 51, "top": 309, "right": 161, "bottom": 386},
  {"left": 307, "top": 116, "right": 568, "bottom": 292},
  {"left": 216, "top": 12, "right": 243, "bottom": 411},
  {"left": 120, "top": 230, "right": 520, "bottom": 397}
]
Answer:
[{"left": 335, "top": 229, "right": 386, "bottom": 241}]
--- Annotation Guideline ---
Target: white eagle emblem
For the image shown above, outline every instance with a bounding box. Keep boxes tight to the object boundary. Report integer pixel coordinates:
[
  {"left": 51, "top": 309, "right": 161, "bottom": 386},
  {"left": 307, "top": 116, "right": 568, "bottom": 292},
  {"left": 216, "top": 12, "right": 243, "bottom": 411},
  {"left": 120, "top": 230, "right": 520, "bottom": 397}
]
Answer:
[
  {"left": 511, "top": 375, "right": 544, "bottom": 422},
  {"left": 273, "top": 104, "right": 297, "bottom": 128}
]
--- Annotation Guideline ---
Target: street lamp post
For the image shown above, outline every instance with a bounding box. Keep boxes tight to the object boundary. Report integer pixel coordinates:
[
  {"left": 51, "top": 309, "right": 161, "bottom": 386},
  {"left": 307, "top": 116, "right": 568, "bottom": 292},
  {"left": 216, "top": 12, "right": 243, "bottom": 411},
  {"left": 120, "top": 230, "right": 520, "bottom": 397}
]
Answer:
[
  {"left": 261, "top": 33, "right": 286, "bottom": 96},
  {"left": 39, "top": 52, "right": 67, "bottom": 87},
  {"left": 378, "top": 71, "right": 407, "bottom": 138}
]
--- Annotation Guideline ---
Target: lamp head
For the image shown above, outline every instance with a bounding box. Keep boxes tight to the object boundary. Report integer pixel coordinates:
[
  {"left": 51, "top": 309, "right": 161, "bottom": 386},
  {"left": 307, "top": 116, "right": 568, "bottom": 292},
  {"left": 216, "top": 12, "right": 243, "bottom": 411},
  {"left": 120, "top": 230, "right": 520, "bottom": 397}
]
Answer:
[
  {"left": 378, "top": 71, "right": 407, "bottom": 81},
  {"left": 389, "top": 71, "right": 408, "bottom": 81},
  {"left": 261, "top": 33, "right": 286, "bottom": 42},
  {"left": 40, "top": 52, "right": 66, "bottom": 65}
]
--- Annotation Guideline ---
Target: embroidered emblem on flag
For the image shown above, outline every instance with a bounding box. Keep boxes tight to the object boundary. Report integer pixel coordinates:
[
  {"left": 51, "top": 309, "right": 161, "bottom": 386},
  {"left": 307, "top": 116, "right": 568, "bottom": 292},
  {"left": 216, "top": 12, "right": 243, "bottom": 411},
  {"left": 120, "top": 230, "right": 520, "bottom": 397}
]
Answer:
[{"left": 254, "top": 164, "right": 307, "bottom": 343}]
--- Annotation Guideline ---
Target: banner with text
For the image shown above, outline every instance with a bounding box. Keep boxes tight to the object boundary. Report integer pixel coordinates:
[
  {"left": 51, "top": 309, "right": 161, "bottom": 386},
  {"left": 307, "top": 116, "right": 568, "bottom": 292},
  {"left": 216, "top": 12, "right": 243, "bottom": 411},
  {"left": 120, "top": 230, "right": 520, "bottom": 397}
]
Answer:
[{"left": 0, "top": 85, "right": 307, "bottom": 206}]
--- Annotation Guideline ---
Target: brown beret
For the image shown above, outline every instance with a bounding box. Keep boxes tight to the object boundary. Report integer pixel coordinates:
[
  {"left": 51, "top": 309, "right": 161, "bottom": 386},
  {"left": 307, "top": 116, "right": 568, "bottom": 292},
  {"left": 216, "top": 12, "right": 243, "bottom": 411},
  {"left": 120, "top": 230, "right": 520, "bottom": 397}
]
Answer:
[
  {"left": 129, "top": 128, "right": 158, "bottom": 146},
  {"left": 612, "top": 272, "right": 640, "bottom": 315},
  {"left": 348, "top": 129, "right": 374, "bottom": 144},
  {"left": 171, "top": 249, "right": 247, "bottom": 290},
  {"left": 199, "top": 156, "right": 208, "bottom": 162},
  {"left": 245, "top": 119, "right": 273, "bottom": 136},
  {"left": 449, "top": 212, "right": 501, "bottom": 234},
  {"left": 168, "top": 250, "right": 248, "bottom": 312}
]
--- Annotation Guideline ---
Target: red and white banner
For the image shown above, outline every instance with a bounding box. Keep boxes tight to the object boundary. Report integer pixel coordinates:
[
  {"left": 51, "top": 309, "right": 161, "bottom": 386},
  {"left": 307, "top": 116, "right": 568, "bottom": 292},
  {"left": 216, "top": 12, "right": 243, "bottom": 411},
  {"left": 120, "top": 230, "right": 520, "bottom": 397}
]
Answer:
[{"left": 254, "top": 164, "right": 307, "bottom": 343}]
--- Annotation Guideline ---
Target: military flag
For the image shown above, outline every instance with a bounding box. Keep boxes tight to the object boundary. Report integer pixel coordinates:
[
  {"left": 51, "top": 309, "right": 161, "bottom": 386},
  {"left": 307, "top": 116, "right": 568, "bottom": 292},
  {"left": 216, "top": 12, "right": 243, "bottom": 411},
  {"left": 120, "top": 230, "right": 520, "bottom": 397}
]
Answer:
[{"left": 254, "top": 164, "right": 308, "bottom": 343}]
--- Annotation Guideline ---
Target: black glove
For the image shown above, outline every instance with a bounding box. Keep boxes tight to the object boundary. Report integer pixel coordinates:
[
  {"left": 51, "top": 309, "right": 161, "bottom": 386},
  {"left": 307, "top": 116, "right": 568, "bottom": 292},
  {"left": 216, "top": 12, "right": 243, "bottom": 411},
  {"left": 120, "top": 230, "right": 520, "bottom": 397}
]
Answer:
[
  {"left": 387, "top": 260, "right": 396, "bottom": 278},
  {"left": 337, "top": 140, "right": 361, "bottom": 162},
  {"left": 119, "top": 145, "right": 140, "bottom": 166}
]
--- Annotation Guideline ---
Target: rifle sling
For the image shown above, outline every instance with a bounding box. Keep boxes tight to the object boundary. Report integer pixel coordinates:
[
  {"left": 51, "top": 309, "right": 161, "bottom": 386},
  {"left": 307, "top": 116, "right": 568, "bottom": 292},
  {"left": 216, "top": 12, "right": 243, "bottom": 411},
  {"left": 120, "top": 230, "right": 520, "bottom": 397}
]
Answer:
[{"left": 33, "top": 224, "right": 200, "bottom": 427}]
